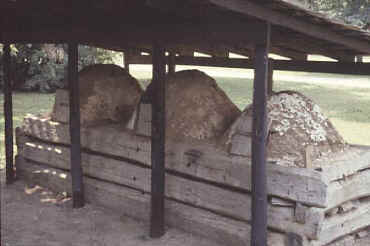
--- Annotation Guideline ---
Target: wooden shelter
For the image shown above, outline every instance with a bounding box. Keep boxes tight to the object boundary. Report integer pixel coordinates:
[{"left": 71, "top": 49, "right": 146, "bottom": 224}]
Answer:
[{"left": 2, "top": 0, "right": 370, "bottom": 245}]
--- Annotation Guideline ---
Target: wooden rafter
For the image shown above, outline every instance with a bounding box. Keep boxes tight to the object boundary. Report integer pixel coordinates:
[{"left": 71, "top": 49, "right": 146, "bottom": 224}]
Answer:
[{"left": 208, "top": 0, "right": 370, "bottom": 54}]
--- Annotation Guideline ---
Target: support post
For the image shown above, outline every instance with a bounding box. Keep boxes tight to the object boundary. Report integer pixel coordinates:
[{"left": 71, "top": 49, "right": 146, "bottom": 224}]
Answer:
[
  {"left": 267, "top": 58, "right": 274, "bottom": 96},
  {"left": 68, "top": 42, "right": 84, "bottom": 208},
  {"left": 150, "top": 43, "right": 166, "bottom": 238},
  {"left": 251, "top": 22, "right": 271, "bottom": 246},
  {"left": 3, "top": 43, "right": 15, "bottom": 184},
  {"left": 124, "top": 50, "right": 130, "bottom": 74},
  {"left": 168, "top": 52, "right": 176, "bottom": 74}
]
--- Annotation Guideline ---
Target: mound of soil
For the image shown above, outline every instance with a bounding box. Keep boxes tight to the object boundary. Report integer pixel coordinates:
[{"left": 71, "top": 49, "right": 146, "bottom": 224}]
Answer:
[
  {"left": 52, "top": 64, "right": 143, "bottom": 126},
  {"left": 224, "top": 91, "right": 347, "bottom": 167},
  {"left": 159, "top": 70, "right": 241, "bottom": 141}
]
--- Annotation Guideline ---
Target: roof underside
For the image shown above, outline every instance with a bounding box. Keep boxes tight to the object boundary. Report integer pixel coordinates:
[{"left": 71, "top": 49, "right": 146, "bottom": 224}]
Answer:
[{"left": 1, "top": 0, "right": 369, "bottom": 60}]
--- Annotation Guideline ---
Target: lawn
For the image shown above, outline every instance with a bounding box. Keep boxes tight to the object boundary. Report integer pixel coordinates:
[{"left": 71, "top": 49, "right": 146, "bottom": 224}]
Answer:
[{"left": 1, "top": 68, "right": 370, "bottom": 169}]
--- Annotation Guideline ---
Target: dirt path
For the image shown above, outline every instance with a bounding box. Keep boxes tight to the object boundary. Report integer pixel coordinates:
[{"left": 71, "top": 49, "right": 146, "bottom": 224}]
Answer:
[
  {"left": 1, "top": 171, "right": 218, "bottom": 246},
  {"left": 1, "top": 170, "right": 370, "bottom": 246}
]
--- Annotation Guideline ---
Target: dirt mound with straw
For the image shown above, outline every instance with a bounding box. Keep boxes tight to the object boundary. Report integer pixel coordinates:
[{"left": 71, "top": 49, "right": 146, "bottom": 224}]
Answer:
[
  {"left": 224, "top": 91, "right": 347, "bottom": 167},
  {"left": 164, "top": 70, "right": 241, "bottom": 141},
  {"left": 52, "top": 64, "right": 143, "bottom": 126}
]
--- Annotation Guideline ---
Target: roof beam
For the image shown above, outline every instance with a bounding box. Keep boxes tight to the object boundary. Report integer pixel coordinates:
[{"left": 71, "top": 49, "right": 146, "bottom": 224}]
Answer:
[
  {"left": 128, "top": 54, "right": 370, "bottom": 75},
  {"left": 208, "top": 0, "right": 370, "bottom": 54}
]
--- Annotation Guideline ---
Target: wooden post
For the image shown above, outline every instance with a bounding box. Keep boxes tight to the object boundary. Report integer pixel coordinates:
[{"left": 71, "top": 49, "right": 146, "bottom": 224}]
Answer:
[
  {"left": 150, "top": 43, "right": 166, "bottom": 238},
  {"left": 68, "top": 42, "right": 84, "bottom": 208},
  {"left": 356, "top": 56, "right": 363, "bottom": 63},
  {"left": 3, "top": 43, "right": 15, "bottom": 184},
  {"left": 168, "top": 52, "right": 176, "bottom": 74},
  {"left": 124, "top": 50, "right": 130, "bottom": 74},
  {"left": 267, "top": 58, "right": 274, "bottom": 96},
  {"left": 251, "top": 22, "right": 270, "bottom": 246}
]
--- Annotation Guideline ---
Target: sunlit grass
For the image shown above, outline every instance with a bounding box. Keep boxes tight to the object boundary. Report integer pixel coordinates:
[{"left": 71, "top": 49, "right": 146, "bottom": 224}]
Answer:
[{"left": 1, "top": 69, "right": 370, "bottom": 168}]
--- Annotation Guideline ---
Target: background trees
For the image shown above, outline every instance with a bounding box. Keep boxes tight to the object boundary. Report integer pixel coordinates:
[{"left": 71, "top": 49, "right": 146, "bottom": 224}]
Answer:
[{"left": 0, "top": 44, "right": 119, "bottom": 92}]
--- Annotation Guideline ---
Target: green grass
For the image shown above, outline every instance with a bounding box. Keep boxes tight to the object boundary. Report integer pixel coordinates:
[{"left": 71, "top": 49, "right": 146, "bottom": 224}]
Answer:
[{"left": 1, "top": 71, "right": 370, "bottom": 169}]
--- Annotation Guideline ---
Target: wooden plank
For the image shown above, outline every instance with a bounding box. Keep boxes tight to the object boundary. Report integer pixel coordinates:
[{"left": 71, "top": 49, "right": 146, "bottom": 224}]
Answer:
[
  {"left": 15, "top": 156, "right": 289, "bottom": 246},
  {"left": 251, "top": 22, "right": 270, "bottom": 246},
  {"left": 150, "top": 43, "right": 166, "bottom": 238},
  {"left": 68, "top": 42, "right": 84, "bottom": 208},
  {"left": 20, "top": 116, "right": 328, "bottom": 207},
  {"left": 325, "top": 170, "right": 370, "bottom": 210},
  {"left": 208, "top": 0, "right": 370, "bottom": 54},
  {"left": 316, "top": 201, "right": 370, "bottom": 246},
  {"left": 17, "top": 137, "right": 323, "bottom": 239},
  {"left": 320, "top": 151, "right": 370, "bottom": 182},
  {"left": 3, "top": 43, "right": 15, "bottom": 184}
]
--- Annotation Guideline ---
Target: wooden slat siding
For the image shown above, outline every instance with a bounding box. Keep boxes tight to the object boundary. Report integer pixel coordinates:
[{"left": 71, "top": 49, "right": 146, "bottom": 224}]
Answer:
[
  {"left": 20, "top": 153, "right": 369, "bottom": 246},
  {"left": 128, "top": 55, "right": 370, "bottom": 75},
  {"left": 17, "top": 136, "right": 324, "bottom": 239},
  {"left": 208, "top": 0, "right": 370, "bottom": 54},
  {"left": 3, "top": 43, "right": 15, "bottom": 184},
  {"left": 16, "top": 157, "right": 291, "bottom": 246},
  {"left": 68, "top": 42, "right": 84, "bottom": 208},
  {"left": 20, "top": 116, "right": 329, "bottom": 207},
  {"left": 320, "top": 151, "right": 370, "bottom": 182},
  {"left": 251, "top": 22, "right": 270, "bottom": 246},
  {"left": 150, "top": 43, "right": 166, "bottom": 238},
  {"left": 314, "top": 203, "right": 370, "bottom": 246},
  {"left": 325, "top": 170, "right": 370, "bottom": 211}
]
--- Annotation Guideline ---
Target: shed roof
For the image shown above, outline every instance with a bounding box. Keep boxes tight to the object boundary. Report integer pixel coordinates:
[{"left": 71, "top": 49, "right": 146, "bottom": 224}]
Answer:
[{"left": 1, "top": 0, "right": 369, "bottom": 59}]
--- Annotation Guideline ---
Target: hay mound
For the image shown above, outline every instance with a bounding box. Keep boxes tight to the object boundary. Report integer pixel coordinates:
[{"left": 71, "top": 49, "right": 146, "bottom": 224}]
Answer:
[
  {"left": 164, "top": 70, "right": 241, "bottom": 141},
  {"left": 224, "top": 91, "right": 346, "bottom": 167},
  {"left": 52, "top": 64, "right": 143, "bottom": 126}
]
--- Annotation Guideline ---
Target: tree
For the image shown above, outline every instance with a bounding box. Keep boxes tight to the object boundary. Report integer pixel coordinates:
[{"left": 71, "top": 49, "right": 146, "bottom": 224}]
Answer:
[
  {"left": 0, "top": 44, "right": 119, "bottom": 93},
  {"left": 309, "top": 0, "right": 369, "bottom": 28}
]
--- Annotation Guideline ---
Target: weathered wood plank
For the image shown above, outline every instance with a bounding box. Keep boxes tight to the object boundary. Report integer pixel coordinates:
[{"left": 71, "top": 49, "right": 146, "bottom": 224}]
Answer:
[
  {"left": 320, "top": 151, "right": 370, "bottom": 182},
  {"left": 316, "top": 201, "right": 370, "bottom": 246},
  {"left": 326, "top": 170, "right": 370, "bottom": 210},
  {"left": 15, "top": 156, "right": 289, "bottom": 246},
  {"left": 17, "top": 136, "right": 323, "bottom": 239},
  {"left": 20, "top": 117, "right": 328, "bottom": 207}
]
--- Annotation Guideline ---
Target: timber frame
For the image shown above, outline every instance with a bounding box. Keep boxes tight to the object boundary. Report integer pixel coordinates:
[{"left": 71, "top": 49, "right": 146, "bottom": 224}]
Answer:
[{"left": 1, "top": 0, "right": 370, "bottom": 245}]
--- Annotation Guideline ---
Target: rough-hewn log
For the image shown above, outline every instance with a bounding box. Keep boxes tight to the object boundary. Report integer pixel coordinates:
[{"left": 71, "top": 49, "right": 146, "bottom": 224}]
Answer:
[
  {"left": 68, "top": 42, "right": 84, "bottom": 208},
  {"left": 17, "top": 137, "right": 324, "bottom": 239},
  {"left": 16, "top": 156, "right": 290, "bottom": 246},
  {"left": 150, "top": 43, "right": 166, "bottom": 238},
  {"left": 20, "top": 117, "right": 329, "bottom": 207},
  {"left": 251, "top": 22, "right": 270, "bottom": 246},
  {"left": 3, "top": 43, "right": 15, "bottom": 184}
]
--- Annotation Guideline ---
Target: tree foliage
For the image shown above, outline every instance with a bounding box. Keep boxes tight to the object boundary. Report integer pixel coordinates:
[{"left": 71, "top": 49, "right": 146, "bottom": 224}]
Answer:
[
  {"left": 309, "top": 0, "right": 369, "bottom": 28},
  {"left": 0, "top": 44, "right": 119, "bottom": 93}
]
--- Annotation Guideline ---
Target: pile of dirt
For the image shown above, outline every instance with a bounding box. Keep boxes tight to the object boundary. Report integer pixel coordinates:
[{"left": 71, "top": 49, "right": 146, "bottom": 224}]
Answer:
[
  {"left": 51, "top": 64, "right": 143, "bottom": 126},
  {"left": 163, "top": 70, "right": 241, "bottom": 141},
  {"left": 224, "top": 91, "right": 347, "bottom": 167}
]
